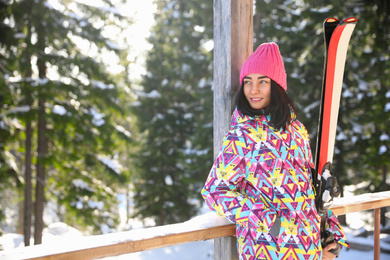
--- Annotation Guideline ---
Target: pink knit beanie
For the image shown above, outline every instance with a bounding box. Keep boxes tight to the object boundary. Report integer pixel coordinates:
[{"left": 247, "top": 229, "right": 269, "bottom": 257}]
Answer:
[{"left": 239, "top": 42, "right": 287, "bottom": 91}]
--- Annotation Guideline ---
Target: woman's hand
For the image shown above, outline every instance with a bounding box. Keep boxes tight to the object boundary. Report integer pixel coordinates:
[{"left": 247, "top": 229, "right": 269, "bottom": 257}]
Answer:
[{"left": 322, "top": 242, "right": 338, "bottom": 260}]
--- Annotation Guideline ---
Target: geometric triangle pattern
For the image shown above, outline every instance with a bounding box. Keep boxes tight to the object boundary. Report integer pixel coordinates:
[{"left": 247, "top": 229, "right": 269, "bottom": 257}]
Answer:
[{"left": 201, "top": 109, "right": 348, "bottom": 259}]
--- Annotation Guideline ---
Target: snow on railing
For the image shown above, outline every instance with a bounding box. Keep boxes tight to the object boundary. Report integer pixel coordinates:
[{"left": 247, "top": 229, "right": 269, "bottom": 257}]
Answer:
[{"left": 1, "top": 191, "right": 390, "bottom": 260}]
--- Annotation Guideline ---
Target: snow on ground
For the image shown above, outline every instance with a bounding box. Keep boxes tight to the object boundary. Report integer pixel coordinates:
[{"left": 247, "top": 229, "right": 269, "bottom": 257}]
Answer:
[{"left": 100, "top": 240, "right": 214, "bottom": 260}]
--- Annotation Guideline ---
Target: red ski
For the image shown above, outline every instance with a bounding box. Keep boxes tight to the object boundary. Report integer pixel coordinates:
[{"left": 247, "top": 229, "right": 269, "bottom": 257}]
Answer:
[{"left": 313, "top": 17, "right": 357, "bottom": 215}]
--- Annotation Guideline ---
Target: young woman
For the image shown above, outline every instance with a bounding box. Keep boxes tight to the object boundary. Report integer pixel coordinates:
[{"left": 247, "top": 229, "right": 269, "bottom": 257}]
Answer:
[{"left": 201, "top": 42, "right": 348, "bottom": 260}]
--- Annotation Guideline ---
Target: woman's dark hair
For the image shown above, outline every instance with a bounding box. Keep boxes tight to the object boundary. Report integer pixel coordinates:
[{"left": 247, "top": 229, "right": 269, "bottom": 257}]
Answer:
[{"left": 235, "top": 79, "right": 298, "bottom": 130}]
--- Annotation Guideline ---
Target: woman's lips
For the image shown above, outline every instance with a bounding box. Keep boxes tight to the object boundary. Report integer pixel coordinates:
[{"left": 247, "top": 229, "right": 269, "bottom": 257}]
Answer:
[{"left": 251, "top": 97, "right": 263, "bottom": 102}]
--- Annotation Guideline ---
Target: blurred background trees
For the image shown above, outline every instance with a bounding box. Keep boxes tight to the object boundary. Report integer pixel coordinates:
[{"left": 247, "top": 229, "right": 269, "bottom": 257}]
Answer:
[
  {"left": 0, "top": 0, "right": 388, "bottom": 244},
  {"left": 0, "top": 0, "right": 134, "bottom": 243},
  {"left": 131, "top": 0, "right": 213, "bottom": 226}
]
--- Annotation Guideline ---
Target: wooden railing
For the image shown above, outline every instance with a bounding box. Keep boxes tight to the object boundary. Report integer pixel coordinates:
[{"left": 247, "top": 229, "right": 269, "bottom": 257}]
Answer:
[{"left": 2, "top": 191, "right": 390, "bottom": 260}]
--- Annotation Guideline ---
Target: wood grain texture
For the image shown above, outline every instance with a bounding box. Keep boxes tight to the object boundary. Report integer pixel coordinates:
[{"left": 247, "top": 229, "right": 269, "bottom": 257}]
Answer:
[
  {"left": 213, "top": 1, "right": 253, "bottom": 259},
  {"left": 15, "top": 225, "right": 236, "bottom": 260},
  {"left": 374, "top": 208, "right": 380, "bottom": 260},
  {"left": 331, "top": 190, "right": 390, "bottom": 215},
  {"left": 213, "top": 0, "right": 253, "bottom": 155},
  {"left": 213, "top": 0, "right": 233, "bottom": 155}
]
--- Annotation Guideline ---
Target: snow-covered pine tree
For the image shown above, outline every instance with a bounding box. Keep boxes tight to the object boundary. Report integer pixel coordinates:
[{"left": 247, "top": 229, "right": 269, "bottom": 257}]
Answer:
[
  {"left": 132, "top": 0, "right": 213, "bottom": 226},
  {"left": 339, "top": 0, "right": 389, "bottom": 226},
  {"left": 0, "top": 0, "right": 20, "bottom": 237},
  {"left": 0, "top": 0, "right": 133, "bottom": 241}
]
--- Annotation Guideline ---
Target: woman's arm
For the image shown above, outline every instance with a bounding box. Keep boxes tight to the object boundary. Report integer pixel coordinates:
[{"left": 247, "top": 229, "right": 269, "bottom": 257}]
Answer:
[
  {"left": 324, "top": 209, "right": 349, "bottom": 248},
  {"left": 201, "top": 150, "right": 276, "bottom": 230}
]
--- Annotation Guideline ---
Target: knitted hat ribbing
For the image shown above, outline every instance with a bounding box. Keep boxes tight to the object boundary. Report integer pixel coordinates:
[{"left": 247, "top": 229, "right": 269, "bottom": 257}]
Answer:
[{"left": 239, "top": 42, "right": 287, "bottom": 91}]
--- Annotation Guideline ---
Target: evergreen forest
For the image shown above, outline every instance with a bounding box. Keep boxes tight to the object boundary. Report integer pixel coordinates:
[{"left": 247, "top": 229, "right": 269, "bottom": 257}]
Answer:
[{"left": 0, "top": 0, "right": 388, "bottom": 245}]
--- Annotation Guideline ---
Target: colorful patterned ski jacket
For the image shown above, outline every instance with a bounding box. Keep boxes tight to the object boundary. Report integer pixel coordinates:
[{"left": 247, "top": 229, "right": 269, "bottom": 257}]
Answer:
[{"left": 201, "top": 108, "right": 348, "bottom": 260}]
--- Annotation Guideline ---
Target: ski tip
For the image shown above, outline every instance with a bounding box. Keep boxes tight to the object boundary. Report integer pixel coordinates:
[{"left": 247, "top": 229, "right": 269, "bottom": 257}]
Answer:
[
  {"left": 325, "top": 17, "right": 339, "bottom": 23},
  {"left": 343, "top": 17, "right": 358, "bottom": 23}
]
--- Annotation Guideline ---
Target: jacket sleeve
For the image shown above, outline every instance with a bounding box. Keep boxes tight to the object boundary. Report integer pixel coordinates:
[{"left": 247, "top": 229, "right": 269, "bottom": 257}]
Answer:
[
  {"left": 201, "top": 135, "right": 276, "bottom": 231},
  {"left": 300, "top": 122, "right": 315, "bottom": 170},
  {"left": 324, "top": 209, "right": 350, "bottom": 248}
]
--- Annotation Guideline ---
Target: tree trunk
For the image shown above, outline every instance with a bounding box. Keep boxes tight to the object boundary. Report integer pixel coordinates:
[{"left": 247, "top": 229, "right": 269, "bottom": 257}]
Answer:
[
  {"left": 34, "top": 97, "right": 47, "bottom": 245},
  {"left": 22, "top": 0, "right": 34, "bottom": 247},
  {"left": 18, "top": 199, "right": 24, "bottom": 234},
  {"left": 381, "top": 165, "right": 388, "bottom": 227},
  {"left": 34, "top": 27, "right": 48, "bottom": 244},
  {"left": 23, "top": 117, "right": 32, "bottom": 246}
]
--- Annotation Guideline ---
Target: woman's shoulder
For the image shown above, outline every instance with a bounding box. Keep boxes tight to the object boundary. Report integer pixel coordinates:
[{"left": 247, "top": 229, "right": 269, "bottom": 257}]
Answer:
[
  {"left": 221, "top": 111, "right": 259, "bottom": 145},
  {"left": 290, "top": 118, "right": 310, "bottom": 139},
  {"left": 230, "top": 108, "right": 246, "bottom": 128},
  {"left": 230, "top": 108, "right": 268, "bottom": 127}
]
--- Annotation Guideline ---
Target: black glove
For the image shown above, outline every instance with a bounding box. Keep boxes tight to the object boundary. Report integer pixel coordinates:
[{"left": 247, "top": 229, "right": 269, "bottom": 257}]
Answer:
[
  {"left": 315, "top": 162, "right": 340, "bottom": 216},
  {"left": 322, "top": 232, "right": 341, "bottom": 257}
]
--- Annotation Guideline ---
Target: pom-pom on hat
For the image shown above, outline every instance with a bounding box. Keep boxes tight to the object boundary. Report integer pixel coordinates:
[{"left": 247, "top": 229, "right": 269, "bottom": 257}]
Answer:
[{"left": 239, "top": 42, "right": 287, "bottom": 91}]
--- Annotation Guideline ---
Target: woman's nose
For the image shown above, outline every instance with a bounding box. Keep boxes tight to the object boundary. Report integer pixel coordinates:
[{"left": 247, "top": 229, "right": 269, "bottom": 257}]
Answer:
[{"left": 251, "top": 84, "right": 260, "bottom": 94}]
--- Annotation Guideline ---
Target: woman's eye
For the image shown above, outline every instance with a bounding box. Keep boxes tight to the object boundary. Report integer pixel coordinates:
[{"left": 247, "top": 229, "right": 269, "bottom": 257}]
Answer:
[
  {"left": 260, "top": 80, "right": 268, "bottom": 84},
  {"left": 244, "top": 81, "right": 251, "bottom": 84}
]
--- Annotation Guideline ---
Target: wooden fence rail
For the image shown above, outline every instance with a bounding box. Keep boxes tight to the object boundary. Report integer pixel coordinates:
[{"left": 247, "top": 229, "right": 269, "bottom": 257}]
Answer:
[{"left": 2, "top": 191, "right": 390, "bottom": 260}]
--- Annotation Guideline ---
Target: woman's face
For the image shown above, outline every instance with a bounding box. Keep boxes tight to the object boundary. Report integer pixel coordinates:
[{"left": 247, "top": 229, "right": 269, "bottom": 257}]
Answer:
[{"left": 243, "top": 73, "right": 271, "bottom": 110}]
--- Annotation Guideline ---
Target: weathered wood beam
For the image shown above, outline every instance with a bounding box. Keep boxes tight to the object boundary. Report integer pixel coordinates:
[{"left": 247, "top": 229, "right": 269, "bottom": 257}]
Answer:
[
  {"left": 213, "top": 0, "right": 253, "bottom": 259},
  {"left": 213, "top": 0, "right": 253, "bottom": 151},
  {"left": 15, "top": 225, "right": 236, "bottom": 260}
]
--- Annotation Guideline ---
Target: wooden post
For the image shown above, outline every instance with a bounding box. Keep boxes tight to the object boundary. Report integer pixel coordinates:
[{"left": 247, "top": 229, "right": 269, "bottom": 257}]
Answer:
[
  {"left": 374, "top": 208, "right": 380, "bottom": 260},
  {"left": 213, "top": 0, "right": 253, "bottom": 259}
]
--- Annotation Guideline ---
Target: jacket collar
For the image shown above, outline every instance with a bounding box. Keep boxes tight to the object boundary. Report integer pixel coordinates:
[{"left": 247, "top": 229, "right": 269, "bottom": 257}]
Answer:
[{"left": 230, "top": 108, "right": 297, "bottom": 128}]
